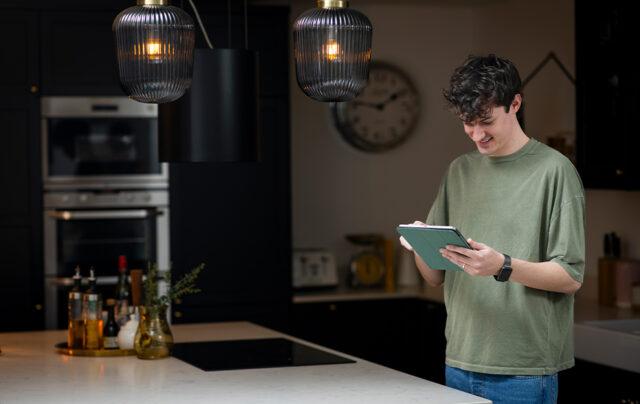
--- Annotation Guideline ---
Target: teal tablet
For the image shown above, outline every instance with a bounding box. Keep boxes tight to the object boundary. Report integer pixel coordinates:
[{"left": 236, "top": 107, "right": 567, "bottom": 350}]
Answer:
[{"left": 396, "top": 225, "right": 472, "bottom": 271}]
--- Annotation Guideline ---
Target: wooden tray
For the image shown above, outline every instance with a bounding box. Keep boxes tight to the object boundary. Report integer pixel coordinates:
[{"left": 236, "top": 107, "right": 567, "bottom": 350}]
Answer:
[{"left": 55, "top": 342, "right": 136, "bottom": 357}]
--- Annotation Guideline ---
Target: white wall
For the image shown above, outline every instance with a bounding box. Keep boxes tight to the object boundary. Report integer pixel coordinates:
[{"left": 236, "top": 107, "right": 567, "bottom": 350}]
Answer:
[{"left": 288, "top": 0, "right": 640, "bottom": 298}]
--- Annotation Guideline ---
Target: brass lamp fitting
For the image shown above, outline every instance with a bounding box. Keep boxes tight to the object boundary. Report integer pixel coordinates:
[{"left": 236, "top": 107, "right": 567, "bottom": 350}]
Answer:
[
  {"left": 137, "top": 0, "right": 169, "bottom": 5},
  {"left": 317, "top": 0, "right": 349, "bottom": 9}
]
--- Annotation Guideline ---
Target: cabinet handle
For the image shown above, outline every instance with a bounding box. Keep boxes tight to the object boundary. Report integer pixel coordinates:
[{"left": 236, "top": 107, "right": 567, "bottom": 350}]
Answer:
[
  {"left": 615, "top": 169, "right": 624, "bottom": 176},
  {"left": 174, "top": 311, "right": 183, "bottom": 318},
  {"left": 329, "top": 304, "right": 337, "bottom": 311},
  {"left": 30, "top": 85, "right": 38, "bottom": 94},
  {"left": 34, "top": 304, "right": 43, "bottom": 311}
]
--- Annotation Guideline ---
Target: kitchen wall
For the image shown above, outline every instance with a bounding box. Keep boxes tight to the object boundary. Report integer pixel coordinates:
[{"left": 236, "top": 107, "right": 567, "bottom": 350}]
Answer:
[{"left": 286, "top": 0, "right": 640, "bottom": 298}]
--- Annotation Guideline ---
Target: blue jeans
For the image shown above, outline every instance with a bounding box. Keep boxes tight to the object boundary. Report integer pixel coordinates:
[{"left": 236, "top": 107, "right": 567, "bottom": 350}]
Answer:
[{"left": 445, "top": 365, "right": 558, "bottom": 404}]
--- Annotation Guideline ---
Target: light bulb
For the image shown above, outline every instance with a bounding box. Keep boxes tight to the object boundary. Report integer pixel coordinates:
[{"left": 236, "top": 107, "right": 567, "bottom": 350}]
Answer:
[
  {"left": 323, "top": 39, "right": 340, "bottom": 61},
  {"left": 146, "top": 41, "right": 162, "bottom": 60}
]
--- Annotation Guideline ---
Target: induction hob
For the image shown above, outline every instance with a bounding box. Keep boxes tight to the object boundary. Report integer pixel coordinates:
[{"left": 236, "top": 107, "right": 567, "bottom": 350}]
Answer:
[{"left": 171, "top": 338, "right": 356, "bottom": 372}]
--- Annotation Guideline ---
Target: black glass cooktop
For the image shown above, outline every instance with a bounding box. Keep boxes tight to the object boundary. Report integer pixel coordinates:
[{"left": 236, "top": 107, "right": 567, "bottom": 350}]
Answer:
[{"left": 171, "top": 338, "right": 356, "bottom": 372}]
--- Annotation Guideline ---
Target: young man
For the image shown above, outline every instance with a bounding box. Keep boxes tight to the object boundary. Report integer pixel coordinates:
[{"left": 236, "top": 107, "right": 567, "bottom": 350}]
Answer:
[{"left": 400, "top": 55, "right": 585, "bottom": 404}]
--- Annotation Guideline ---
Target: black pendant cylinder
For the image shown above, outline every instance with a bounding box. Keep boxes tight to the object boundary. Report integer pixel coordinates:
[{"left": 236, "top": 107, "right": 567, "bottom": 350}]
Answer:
[{"left": 159, "top": 48, "right": 259, "bottom": 162}]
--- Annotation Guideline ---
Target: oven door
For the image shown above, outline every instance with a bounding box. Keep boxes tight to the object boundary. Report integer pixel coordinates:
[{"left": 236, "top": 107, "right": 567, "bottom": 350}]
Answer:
[{"left": 43, "top": 208, "right": 169, "bottom": 328}]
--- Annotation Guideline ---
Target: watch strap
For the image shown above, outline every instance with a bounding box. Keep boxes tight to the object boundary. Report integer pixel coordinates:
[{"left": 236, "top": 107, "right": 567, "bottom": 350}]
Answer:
[{"left": 493, "top": 254, "right": 512, "bottom": 282}]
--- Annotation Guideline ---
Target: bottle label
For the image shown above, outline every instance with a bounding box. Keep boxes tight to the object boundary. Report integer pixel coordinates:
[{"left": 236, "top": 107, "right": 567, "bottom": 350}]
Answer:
[
  {"left": 104, "top": 336, "right": 119, "bottom": 349},
  {"left": 84, "top": 295, "right": 101, "bottom": 320}
]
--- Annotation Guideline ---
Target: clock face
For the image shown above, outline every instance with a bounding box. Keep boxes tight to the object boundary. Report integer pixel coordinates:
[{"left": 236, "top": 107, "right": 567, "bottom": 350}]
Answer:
[{"left": 332, "top": 62, "right": 420, "bottom": 152}]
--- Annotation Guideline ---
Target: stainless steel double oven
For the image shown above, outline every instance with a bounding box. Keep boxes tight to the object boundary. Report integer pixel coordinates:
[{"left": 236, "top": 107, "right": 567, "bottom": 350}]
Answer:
[{"left": 42, "top": 97, "right": 170, "bottom": 329}]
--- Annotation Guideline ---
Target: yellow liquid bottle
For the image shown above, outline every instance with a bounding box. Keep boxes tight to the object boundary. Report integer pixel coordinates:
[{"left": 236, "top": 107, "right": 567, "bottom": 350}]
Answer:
[
  {"left": 82, "top": 268, "right": 103, "bottom": 350},
  {"left": 67, "top": 267, "right": 83, "bottom": 349}
]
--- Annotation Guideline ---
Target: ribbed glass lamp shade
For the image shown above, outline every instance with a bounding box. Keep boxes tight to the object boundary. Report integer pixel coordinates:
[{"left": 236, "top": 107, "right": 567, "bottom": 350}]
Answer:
[
  {"left": 293, "top": 2, "right": 372, "bottom": 102},
  {"left": 113, "top": 1, "right": 195, "bottom": 104}
]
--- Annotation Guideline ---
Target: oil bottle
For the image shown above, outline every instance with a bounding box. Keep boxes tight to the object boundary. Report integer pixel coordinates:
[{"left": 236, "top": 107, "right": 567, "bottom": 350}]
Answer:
[
  {"left": 82, "top": 268, "right": 103, "bottom": 349},
  {"left": 67, "top": 266, "right": 84, "bottom": 349}
]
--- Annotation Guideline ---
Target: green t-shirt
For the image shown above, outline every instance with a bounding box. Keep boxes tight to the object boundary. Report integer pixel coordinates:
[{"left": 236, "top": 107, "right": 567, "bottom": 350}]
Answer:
[{"left": 426, "top": 138, "right": 585, "bottom": 375}]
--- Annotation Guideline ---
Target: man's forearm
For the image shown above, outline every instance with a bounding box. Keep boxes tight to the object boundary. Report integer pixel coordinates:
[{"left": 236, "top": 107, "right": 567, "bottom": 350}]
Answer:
[
  {"left": 414, "top": 253, "right": 444, "bottom": 287},
  {"left": 509, "top": 258, "right": 581, "bottom": 294}
]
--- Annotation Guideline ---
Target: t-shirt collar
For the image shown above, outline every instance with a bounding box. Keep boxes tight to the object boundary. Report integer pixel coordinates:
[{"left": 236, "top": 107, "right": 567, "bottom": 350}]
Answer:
[{"left": 487, "top": 137, "right": 537, "bottom": 163}]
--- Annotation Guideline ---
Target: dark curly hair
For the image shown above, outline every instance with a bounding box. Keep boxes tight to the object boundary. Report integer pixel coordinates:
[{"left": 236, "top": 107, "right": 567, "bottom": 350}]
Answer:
[{"left": 443, "top": 54, "right": 523, "bottom": 123}]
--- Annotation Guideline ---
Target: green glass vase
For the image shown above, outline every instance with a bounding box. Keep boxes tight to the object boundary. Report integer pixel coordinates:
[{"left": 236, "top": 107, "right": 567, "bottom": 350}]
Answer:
[{"left": 134, "top": 305, "right": 174, "bottom": 359}]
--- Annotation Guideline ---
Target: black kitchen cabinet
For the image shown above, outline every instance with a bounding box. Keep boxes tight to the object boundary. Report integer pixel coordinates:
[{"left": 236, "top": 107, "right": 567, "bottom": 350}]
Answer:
[
  {"left": 576, "top": 1, "right": 640, "bottom": 189},
  {"left": 0, "top": 10, "right": 43, "bottom": 330},
  {"left": 290, "top": 298, "right": 447, "bottom": 384},
  {"left": 40, "top": 10, "right": 124, "bottom": 95},
  {"left": 558, "top": 359, "right": 640, "bottom": 403}
]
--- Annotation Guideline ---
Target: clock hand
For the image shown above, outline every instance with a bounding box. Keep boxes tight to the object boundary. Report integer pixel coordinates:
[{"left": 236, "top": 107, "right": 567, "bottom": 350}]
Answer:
[
  {"left": 378, "top": 88, "right": 410, "bottom": 109},
  {"left": 351, "top": 100, "right": 384, "bottom": 110}
]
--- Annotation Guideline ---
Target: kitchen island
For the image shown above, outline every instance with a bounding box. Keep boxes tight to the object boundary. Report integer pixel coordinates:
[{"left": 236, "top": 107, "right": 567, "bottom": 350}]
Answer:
[{"left": 0, "top": 321, "right": 489, "bottom": 404}]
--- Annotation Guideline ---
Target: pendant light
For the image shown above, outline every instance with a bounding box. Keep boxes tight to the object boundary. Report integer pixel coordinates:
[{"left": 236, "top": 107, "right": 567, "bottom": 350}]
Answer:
[
  {"left": 113, "top": 0, "right": 195, "bottom": 104},
  {"left": 158, "top": 0, "right": 259, "bottom": 162},
  {"left": 293, "top": 0, "right": 373, "bottom": 102}
]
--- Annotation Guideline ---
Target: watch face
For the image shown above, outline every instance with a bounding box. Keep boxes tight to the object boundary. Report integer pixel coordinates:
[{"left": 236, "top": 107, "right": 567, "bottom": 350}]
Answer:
[{"left": 332, "top": 61, "right": 420, "bottom": 152}]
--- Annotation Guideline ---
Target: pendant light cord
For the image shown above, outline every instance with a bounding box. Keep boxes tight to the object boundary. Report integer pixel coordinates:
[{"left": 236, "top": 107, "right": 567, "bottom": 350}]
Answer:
[
  {"left": 187, "top": 0, "right": 214, "bottom": 49},
  {"left": 244, "top": 0, "right": 248, "bottom": 49}
]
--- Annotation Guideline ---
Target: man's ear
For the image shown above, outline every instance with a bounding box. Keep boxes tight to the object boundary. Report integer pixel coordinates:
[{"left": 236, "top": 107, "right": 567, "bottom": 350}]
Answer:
[{"left": 509, "top": 94, "right": 522, "bottom": 114}]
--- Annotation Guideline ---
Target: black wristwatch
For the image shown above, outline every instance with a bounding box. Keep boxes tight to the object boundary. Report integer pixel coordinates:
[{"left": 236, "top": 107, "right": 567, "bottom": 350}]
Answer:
[{"left": 493, "top": 254, "right": 512, "bottom": 282}]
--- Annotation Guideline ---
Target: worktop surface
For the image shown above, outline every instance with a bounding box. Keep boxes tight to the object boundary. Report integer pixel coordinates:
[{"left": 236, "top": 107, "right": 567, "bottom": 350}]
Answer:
[{"left": 0, "top": 321, "right": 489, "bottom": 404}]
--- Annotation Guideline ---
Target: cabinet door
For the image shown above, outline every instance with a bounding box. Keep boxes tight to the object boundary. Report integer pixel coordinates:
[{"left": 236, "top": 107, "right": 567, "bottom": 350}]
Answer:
[
  {"left": 0, "top": 227, "right": 43, "bottom": 331},
  {"left": 41, "top": 11, "right": 124, "bottom": 95},
  {"left": 0, "top": 11, "right": 38, "bottom": 95},
  {"left": 0, "top": 11, "right": 39, "bottom": 226},
  {"left": 291, "top": 299, "right": 427, "bottom": 377},
  {"left": 576, "top": 2, "right": 640, "bottom": 189},
  {"left": 416, "top": 300, "right": 447, "bottom": 384},
  {"left": 558, "top": 359, "right": 640, "bottom": 403},
  {"left": 0, "top": 11, "right": 43, "bottom": 330},
  {"left": 0, "top": 97, "right": 33, "bottom": 225}
]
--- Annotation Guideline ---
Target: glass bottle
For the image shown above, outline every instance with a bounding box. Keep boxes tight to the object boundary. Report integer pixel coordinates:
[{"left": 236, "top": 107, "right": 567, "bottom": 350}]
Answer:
[
  {"left": 134, "top": 305, "right": 173, "bottom": 359},
  {"left": 67, "top": 266, "right": 84, "bottom": 349},
  {"left": 103, "top": 303, "right": 120, "bottom": 350},
  {"left": 82, "top": 268, "right": 103, "bottom": 350},
  {"left": 115, "top": 255, "right": 130, "bottom": 326}
]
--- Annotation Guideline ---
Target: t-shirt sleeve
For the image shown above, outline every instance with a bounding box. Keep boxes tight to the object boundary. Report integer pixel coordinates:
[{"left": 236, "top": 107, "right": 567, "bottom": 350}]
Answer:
[
  {"left": 546, "top": 166, "right": 586, "bottom": 283},
  {"left": 425, "top": 169, "right": 449, "bottom": 226}
]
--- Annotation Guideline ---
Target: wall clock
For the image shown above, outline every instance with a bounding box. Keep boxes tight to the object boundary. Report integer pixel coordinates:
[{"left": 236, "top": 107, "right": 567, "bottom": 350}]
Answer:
[{"left": 331, "top": 61, "right": 420, "bottom": 152}]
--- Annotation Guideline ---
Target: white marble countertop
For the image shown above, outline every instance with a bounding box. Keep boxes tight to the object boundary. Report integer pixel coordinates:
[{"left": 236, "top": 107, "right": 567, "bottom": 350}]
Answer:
[{"left": 0, "top": 321, "right": 489, "bottom": 404}]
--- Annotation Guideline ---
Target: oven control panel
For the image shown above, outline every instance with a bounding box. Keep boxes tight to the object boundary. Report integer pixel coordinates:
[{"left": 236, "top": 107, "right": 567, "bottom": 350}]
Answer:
[{"left": 44, "top": 190, "right": 168, "bottom": 208}]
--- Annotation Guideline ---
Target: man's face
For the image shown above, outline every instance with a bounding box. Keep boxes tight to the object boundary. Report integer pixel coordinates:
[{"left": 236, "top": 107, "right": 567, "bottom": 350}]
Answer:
[{"left": 461, "top": 100, "right": 518, "bottom": 156}]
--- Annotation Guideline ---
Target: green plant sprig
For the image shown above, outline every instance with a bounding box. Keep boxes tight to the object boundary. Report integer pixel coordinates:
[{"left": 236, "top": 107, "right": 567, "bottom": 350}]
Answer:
[{"left": 143, "top": 262, "right": 205, "bottom": 315}]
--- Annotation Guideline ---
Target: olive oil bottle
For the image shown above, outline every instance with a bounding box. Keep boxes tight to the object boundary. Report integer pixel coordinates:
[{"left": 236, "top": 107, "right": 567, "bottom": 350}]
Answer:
[
  {"left": 67, "top": 266, "right": 84, "bottom": 349},
  {"left": 82, "top": 268, "right": 103, "bottom": 350}
]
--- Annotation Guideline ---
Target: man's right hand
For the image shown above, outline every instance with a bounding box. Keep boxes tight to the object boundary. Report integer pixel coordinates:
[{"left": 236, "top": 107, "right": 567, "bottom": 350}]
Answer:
[
  {"left": 399, "top": 221, "right": 427, "bottom": 252},
  {"left": 399, "top": 220, "right": 445, "bottom": 287}
]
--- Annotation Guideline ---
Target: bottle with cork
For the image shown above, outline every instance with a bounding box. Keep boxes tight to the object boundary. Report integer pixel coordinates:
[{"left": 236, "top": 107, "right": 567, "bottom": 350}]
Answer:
[
  {"left": 82, "top": 268, "right": 103, "bottom": 349},
  {"left": 67, "top": 266, "right": 84, "bottom": 349}
]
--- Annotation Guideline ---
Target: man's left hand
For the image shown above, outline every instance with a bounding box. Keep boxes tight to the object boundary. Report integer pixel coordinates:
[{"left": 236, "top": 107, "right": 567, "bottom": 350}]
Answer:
[{"left": 440, "top": 239, "right": 504, "bottom": 277}]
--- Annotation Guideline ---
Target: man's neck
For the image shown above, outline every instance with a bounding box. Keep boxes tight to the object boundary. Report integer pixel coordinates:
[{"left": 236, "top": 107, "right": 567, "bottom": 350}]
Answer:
[{"left": 492, "top": 128, "right": 529, "bottom": 157}]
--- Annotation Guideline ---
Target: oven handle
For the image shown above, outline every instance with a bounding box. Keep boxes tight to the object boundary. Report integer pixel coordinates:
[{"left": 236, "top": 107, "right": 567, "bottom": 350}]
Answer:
[{"left": 47, "top": 210, "right": 158, "bottom": 220}]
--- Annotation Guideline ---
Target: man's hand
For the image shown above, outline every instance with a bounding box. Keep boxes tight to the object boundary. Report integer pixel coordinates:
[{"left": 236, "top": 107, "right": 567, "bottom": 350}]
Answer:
[
  {"left": 440, "top": 238, "right": 504, "bottom": 276},
  {"left": 398, "top": 221, "right": 427, "bottom": 252}
]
